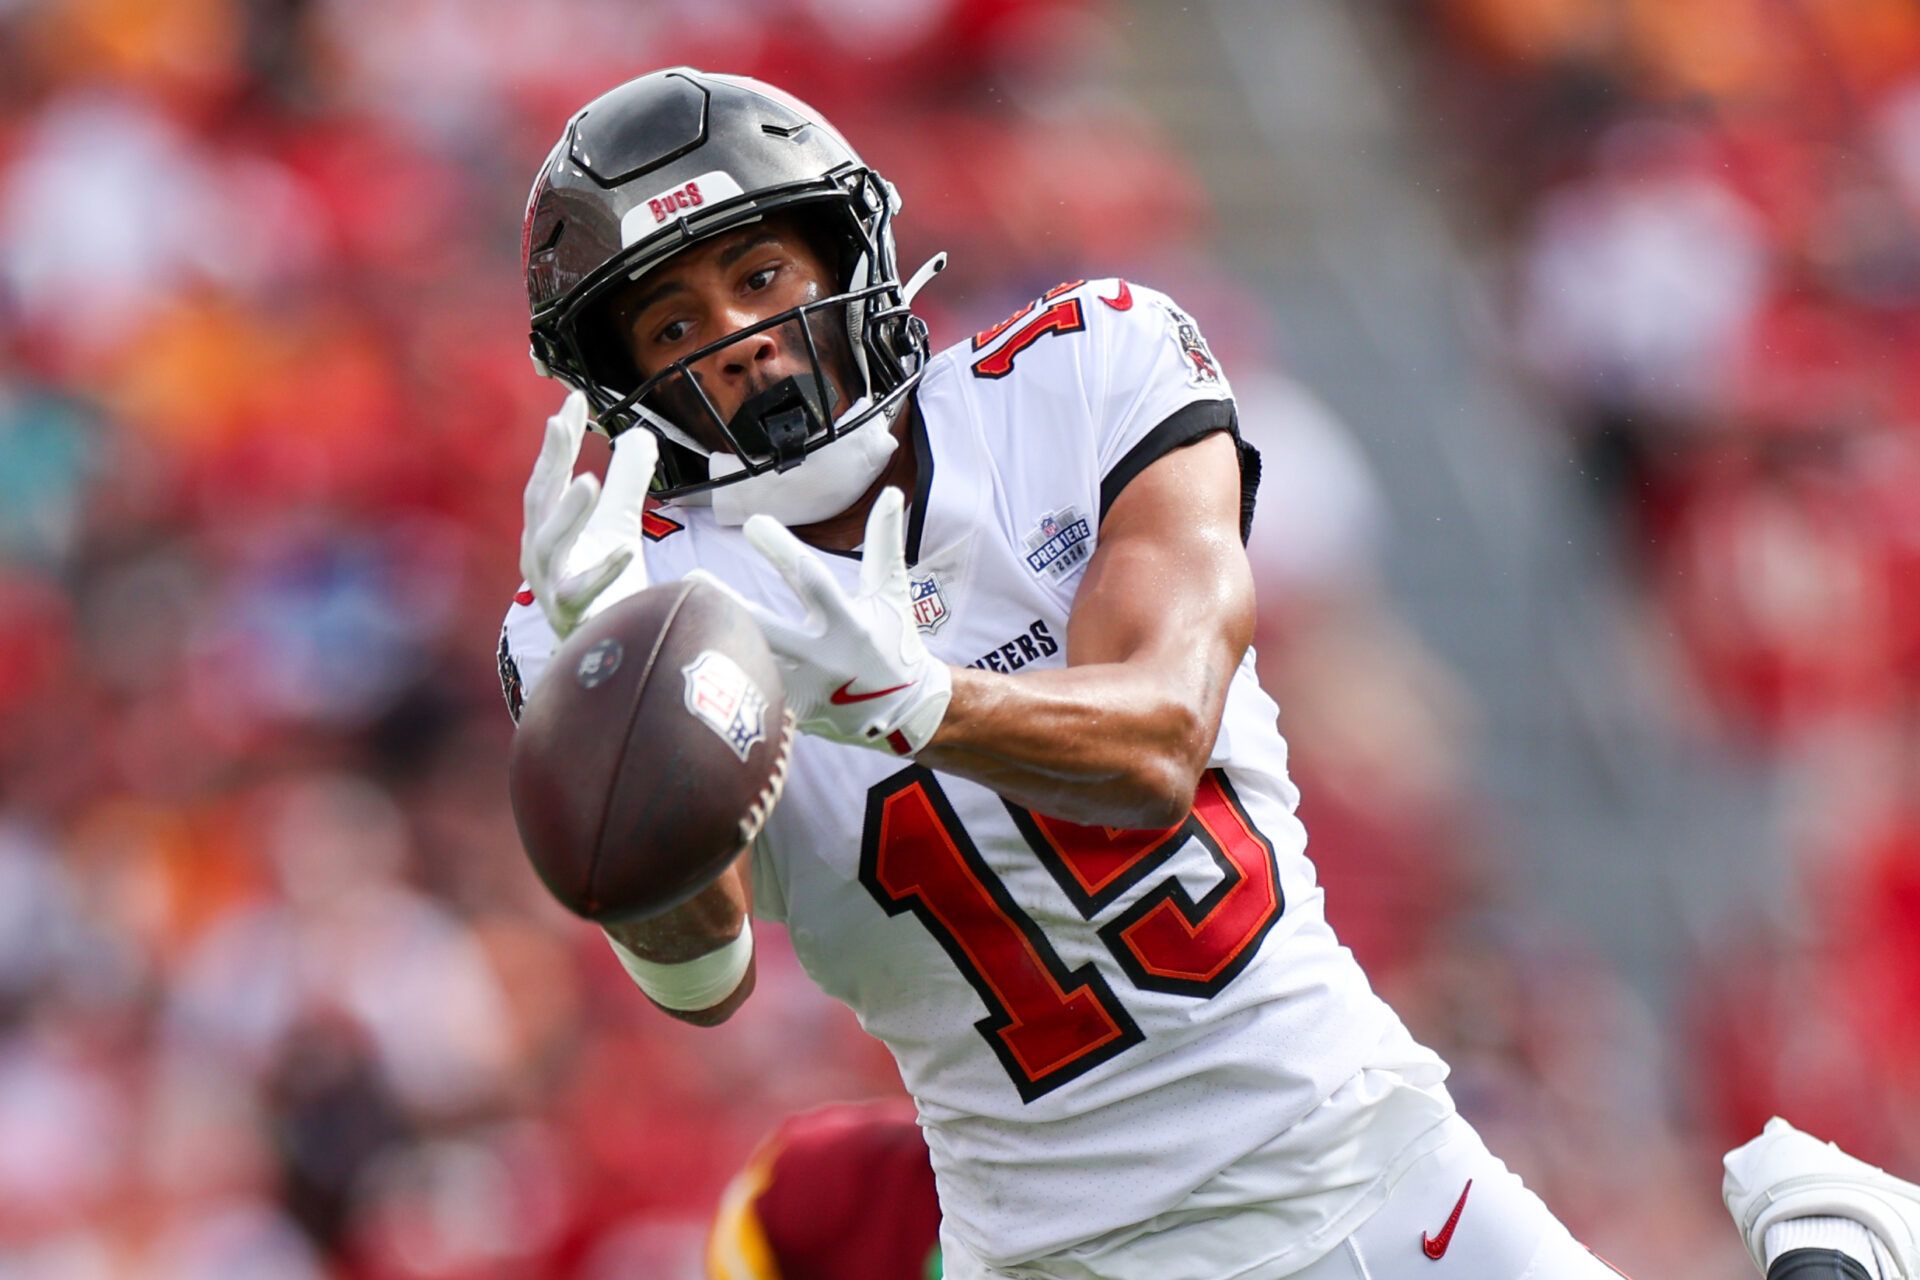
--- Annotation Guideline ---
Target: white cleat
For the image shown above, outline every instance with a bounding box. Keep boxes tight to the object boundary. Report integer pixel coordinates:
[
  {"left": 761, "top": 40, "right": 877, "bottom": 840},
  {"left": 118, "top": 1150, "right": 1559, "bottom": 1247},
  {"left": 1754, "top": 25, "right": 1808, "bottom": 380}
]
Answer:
[{"left": 1724, "top": 1118, "right": 1920, "bottom": 1278}]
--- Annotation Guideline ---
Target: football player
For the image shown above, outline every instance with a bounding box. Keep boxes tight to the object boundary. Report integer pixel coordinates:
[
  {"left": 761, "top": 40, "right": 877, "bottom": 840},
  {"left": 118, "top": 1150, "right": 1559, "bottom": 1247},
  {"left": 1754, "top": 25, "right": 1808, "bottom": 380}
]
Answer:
[
  {"left": 705, "top": 1100, "right": 941, "bottom": 1280},
  {"left": 500, "top": 69, "right": 1920, "bottom": 1280}
]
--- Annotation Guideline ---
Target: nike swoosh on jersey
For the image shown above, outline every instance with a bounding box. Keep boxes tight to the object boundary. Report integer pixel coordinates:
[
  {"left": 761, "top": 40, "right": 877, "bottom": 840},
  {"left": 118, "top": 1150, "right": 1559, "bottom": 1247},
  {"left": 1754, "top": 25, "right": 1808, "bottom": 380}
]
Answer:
[
  {"left": 1422, "top": 1180, "right": 1473, "bottom": 1260},
  {"left": 830, "top": 679, "right": 915, "bottom": 705},
  {"left": 1101, "top": 279, "right": 1133, "bottom": 311}
]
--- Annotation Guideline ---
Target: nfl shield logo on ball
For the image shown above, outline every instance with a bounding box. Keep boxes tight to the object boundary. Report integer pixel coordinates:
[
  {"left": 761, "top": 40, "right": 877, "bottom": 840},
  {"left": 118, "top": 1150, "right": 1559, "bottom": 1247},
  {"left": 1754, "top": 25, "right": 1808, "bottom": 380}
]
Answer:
[
  {"left": 576, "top": 638, "right": 624, "bottom": 688},
  {"left": 681, "top": 650, "right": 769, "bottom": 762},
  {"left": 909, "top": 571, "right": 949, "bottom": 634}
]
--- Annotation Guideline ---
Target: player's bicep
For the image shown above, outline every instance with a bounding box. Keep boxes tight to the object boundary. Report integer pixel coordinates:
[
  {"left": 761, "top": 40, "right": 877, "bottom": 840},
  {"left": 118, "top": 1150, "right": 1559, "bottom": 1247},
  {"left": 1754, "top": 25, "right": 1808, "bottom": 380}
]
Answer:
[{"left": 1068, "top": 430, "right": 1254, "bottom": 685}]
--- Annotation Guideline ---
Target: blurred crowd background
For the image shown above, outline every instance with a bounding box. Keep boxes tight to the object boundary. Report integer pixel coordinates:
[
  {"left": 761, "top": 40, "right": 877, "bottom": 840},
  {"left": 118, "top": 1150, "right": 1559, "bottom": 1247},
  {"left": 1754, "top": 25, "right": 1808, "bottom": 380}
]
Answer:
[{"left": 1, "top": 0, "right": 1916, "bottom": 1275}]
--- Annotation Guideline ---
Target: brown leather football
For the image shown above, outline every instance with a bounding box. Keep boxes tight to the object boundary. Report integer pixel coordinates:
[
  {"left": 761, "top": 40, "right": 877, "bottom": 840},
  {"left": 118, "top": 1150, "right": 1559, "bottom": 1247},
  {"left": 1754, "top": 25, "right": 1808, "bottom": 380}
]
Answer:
[{"left": 507, "top": 579, "right": 793, "bottom": 922}]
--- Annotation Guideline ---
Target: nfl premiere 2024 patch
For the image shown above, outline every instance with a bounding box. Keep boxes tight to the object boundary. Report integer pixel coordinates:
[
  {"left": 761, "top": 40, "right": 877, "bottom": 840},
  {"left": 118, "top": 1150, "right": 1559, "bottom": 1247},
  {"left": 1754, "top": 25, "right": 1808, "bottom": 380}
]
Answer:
[
  {"left": 681, "top": 650, "right": 769, "bottom": 762},
  {"left": 1023, "top": 506, "right": 1092, "bottom": 582}
]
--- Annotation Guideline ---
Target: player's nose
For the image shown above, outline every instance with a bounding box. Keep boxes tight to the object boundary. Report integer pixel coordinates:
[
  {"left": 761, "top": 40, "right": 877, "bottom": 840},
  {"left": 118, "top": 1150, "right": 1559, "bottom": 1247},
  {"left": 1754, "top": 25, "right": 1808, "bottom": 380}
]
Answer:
[{"left": 718, "top": 325, "right": 781, "bottom": 382}]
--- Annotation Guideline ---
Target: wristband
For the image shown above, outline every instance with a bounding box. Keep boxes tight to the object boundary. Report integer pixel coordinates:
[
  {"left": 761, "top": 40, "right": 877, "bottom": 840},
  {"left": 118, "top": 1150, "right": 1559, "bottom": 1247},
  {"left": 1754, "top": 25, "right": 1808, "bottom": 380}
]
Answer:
[{"left": 604, "top": 922, "right": 754, "bottom": 1012}]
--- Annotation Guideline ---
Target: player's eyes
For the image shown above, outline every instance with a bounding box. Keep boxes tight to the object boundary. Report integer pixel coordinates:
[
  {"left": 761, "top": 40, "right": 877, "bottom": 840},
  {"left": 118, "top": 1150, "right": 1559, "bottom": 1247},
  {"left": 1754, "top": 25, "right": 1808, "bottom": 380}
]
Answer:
[{"left": 647, "top": 264, "right": 780, "bottom": 349}]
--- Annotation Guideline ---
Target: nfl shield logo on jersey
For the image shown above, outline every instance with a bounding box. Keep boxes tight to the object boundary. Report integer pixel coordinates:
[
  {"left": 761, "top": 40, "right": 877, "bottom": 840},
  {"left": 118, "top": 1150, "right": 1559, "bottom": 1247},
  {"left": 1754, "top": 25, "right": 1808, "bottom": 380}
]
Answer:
[{"left": 909, "top": 571, "right": 950, "bottom": 634}]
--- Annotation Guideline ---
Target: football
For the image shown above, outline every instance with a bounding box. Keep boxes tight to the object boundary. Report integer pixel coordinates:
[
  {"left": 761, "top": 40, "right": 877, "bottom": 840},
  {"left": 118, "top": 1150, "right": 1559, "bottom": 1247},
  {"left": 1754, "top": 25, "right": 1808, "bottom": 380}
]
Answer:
[{"left": 507, "top": 579, "right": 793, "bottom": 922}]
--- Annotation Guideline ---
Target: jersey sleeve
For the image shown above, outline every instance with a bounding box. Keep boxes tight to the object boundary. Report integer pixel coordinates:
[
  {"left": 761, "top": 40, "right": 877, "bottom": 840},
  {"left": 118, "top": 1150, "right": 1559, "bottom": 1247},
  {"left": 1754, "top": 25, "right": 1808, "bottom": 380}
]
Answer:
[
  {"left": 1086, "top": 281, "right": 1232, "bottom": 497},
  {"left": 1081, "top": 280, "right": 1258, "bottom": 539},
  {"left": 497, "top": 590, "right": 559, "bottom": 724}
]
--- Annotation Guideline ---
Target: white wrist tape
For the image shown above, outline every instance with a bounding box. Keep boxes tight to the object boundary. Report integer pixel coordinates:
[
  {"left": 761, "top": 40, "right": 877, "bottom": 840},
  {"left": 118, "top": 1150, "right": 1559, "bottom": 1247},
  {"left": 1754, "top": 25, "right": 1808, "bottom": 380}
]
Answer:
[{"left": 604, "top": 922, "right": 754, "bottom": 1012}]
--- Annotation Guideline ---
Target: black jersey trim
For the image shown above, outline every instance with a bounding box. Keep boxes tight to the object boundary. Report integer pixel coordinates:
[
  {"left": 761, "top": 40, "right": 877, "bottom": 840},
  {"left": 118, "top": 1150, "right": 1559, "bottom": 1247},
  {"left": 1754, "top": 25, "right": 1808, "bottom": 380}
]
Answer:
[
  {"left": 904, "top": 395, "right": 933, "bottom": 564},
  {"left": 1098, "top": 399, "right": 1258, "bottom": 544},
  {"left": 790, "top": 397, "right": 934, "bottom": 565}
]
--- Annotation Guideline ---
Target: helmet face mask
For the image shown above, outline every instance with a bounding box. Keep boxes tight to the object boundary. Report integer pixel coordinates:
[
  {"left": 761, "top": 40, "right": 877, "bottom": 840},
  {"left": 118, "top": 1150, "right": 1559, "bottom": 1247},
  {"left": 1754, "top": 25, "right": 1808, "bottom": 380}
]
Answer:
[
  {"left": 522, "top": 69, "right": 934, "bottom": 500},
  {"left": 632, "top": 299, "right": 859, "bottom": 461}
]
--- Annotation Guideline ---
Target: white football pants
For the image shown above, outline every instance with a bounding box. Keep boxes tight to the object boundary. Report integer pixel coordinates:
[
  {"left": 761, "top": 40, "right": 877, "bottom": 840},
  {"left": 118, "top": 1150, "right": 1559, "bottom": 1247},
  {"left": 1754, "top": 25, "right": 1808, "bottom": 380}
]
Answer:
[
  {"left": 1284, "top": 1115, "right": 1630, "bottom": 1280},
  {"left": 949, "top": 1114, "right": 1629, "bottom": 1280}
]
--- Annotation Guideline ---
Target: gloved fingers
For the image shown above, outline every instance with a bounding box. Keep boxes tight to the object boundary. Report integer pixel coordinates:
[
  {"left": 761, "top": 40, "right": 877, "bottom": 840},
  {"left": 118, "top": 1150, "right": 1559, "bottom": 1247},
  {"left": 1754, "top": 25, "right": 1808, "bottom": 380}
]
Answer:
[
  {"left": 751, "top": 610, "right": 819, "bottom": 659},
  {"left": 741, "top": 513, "right": 807, "bottom": 580},
  {"left": 554, "top": 386, "right": 589, "bottom": 439},
  {"left": 524, "top": 390, "right": 589, "bottom": 529},
  {"left": 593, "top": 427, "right": 660, "bottom": 540},
  {"left": 573, "top": 430, "right": 655, "bottom": 594},
  {"left": 518, "top": 520, "right": 544, "bottom": 593},
  {"left": 562, "top": 547, "right": 636, "bottom": 621},
  {"left": 858, "top": 487, "right": 909, "bottom": 599},
  {"left": 685, "top": 569, "right": 816, "bottom": 655},
  {"left": 683, "top": 568, "right": 752, "bottom": 612},
  {"left": 531, "top": 472, "right": 601, "bottom": 584},
  {"left": 743, "top": 514, "right": 849, "bottom": 621}
]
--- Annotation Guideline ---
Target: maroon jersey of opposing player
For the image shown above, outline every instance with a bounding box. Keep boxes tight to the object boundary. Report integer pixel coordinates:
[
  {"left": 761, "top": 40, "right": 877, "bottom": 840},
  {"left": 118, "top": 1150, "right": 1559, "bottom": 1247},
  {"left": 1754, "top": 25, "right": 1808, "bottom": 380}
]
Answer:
[{"left": 706, "top": 1100, "right": 942, "bottom": 1280}]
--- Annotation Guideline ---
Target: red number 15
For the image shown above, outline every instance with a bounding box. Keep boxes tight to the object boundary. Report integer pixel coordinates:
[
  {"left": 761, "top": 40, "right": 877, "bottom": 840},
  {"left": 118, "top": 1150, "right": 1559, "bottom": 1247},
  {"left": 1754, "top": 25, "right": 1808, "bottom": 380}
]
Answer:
[{"left": 859, "top": 768, "right": 1283, "bottom": 1102}]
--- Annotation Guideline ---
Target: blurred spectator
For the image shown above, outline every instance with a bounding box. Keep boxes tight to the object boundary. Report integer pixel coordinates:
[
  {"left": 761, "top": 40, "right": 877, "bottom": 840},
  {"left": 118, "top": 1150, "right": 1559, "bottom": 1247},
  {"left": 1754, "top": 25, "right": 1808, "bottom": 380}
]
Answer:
[
  {"left": 1411, "top": 0, "right": 1920, "bottom": 1216},
  {"left": 1517, "top": 120, "right": 1769, "bottom": 426},
  {"left": 0, "top": 2, "right": 1214, "bottom": 1272}
]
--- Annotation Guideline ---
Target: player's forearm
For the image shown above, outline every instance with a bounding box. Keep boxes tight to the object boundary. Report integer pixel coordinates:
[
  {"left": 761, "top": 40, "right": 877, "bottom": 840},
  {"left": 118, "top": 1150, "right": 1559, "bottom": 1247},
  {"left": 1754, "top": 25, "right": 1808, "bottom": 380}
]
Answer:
[
  {"left": 916, "top": 662, "right": 1215, "bottom": 828},
  {"left": 601, "top": 861, "right": 754, "bottom": 1025},
  {"left": 602, "top": 865, "right": 748, "bottom": 960}
]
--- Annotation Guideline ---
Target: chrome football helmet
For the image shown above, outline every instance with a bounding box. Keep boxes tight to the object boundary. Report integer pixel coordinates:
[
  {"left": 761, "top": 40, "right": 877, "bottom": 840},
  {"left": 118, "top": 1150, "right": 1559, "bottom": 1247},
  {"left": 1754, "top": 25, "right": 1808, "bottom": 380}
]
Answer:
[{"left": 521, "top": 68, "right": 941, "bottom": 500}]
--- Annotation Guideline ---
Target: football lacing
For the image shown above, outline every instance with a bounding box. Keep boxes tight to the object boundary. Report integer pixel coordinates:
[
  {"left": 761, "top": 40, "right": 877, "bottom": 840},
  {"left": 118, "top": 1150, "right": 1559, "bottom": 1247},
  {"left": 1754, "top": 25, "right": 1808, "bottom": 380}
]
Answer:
[{"left": 736, "top": 707, "right": 797, "bottom": 848}]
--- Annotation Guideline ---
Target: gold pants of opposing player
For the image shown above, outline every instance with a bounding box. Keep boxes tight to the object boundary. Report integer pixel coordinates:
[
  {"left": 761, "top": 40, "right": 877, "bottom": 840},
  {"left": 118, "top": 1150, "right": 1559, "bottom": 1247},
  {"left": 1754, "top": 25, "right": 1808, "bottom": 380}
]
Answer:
[{"left": 1283, "top": 1116, "right": 1629, "bottom": 1280}]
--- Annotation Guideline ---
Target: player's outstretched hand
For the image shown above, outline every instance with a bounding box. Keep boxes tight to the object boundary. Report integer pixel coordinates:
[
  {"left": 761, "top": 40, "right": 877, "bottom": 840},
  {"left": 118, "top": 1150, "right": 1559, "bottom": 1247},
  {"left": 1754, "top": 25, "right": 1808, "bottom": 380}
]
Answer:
[
  {"left": 692, "top": 487, "right": 953, "bottom": 756},
  {"left": 519, "top": 390, "right": 659, "bottom": 639}
]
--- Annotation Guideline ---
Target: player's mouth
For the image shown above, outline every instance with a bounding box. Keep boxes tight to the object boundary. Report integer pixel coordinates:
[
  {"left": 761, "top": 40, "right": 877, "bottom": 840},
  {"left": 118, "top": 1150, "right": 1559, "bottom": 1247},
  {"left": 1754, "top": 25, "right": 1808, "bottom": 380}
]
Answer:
[{"left": 722, "top": 371, "right": 840, "bottom": 470}]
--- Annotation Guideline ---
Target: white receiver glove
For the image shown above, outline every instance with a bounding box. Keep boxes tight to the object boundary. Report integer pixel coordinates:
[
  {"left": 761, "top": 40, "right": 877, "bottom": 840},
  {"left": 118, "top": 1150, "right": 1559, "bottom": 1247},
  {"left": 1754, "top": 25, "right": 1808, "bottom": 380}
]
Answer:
[
  {"left": 519, "top": 390, "right": 659, "bottom": 640},
  {"left": 692, "top": 487, "right": 953, "bottom": 756}
]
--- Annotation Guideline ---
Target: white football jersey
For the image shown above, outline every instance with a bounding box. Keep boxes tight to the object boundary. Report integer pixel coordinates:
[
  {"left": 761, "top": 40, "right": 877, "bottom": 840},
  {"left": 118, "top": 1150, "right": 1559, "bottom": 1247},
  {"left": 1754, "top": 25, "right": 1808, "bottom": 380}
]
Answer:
[{"left": 499, "top": 280, "right": 1448, "bottom": 1271}]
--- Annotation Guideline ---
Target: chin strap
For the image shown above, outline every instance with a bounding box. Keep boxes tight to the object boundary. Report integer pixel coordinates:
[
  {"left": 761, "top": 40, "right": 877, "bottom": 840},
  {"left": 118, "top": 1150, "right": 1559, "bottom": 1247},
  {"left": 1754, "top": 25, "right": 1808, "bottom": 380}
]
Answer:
[
  {"left": 709, "top": 407, "right": 896, "bottom": 527},
  {"left": 901, "top": 252, "right": 947, "bottom": 306}
]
